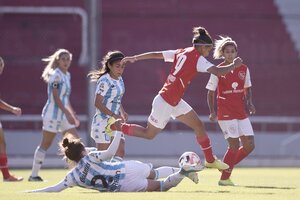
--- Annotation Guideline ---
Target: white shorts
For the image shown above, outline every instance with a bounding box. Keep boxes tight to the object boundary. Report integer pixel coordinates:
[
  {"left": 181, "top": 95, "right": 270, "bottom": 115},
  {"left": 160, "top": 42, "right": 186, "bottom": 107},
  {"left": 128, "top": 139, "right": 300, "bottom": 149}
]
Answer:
[
  {"left": 119, "top": 160, "right": 152, "bottom": 192},
  {"left": 0, "top": 121, "right": 2, "bottom": 129},
  {"left": 148, "top": 94, "right": 192, "bottom": 129},
  {"left": 91, "top": 116, "right": 125, "bottom": 144},
  {"left": 218, "top": 118, "right": 254, "bottom": 139},
  {"left": 42, "top": 118, "right": 76, "bottom": 133}
]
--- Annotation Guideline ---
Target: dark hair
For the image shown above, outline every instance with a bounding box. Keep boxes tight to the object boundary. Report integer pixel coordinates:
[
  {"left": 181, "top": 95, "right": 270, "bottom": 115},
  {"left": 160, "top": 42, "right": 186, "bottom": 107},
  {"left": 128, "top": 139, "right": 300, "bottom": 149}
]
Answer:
[
  {"left": 88, "top": 50, "right": 125, "bottom": 82},
  {"left": 60, "top": 137, "right": 85, "bottom": 163},
  {"left": 192, "top": 26, "right": 213, "bottom": 45}
]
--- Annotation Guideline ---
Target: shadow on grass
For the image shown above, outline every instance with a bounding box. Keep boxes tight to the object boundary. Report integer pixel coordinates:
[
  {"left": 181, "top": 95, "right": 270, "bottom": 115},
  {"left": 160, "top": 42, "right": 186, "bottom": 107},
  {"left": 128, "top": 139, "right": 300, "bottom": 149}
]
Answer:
[{"left": 243, "top": 185, "right": 296, "bottom": 190}]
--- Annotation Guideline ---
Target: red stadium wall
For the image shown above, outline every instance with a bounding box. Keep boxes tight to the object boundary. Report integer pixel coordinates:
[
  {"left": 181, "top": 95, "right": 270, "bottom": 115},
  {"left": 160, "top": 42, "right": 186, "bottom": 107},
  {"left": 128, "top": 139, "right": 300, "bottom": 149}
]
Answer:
[{"left": 0, "top": 0, "right": 299, "bottom": 119}]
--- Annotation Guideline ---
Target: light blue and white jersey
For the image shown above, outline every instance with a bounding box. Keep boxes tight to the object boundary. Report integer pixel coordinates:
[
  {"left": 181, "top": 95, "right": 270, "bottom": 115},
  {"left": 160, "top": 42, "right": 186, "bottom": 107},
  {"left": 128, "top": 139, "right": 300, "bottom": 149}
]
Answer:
[
  {"left": 94, "top": 73, "right": 125, "bottom": 120},
  {"left": 42, "top": 68, "right": 71, "bottom": 120},
  {"left": 63, "top": 152, "right": 126, "bottom": 192}
]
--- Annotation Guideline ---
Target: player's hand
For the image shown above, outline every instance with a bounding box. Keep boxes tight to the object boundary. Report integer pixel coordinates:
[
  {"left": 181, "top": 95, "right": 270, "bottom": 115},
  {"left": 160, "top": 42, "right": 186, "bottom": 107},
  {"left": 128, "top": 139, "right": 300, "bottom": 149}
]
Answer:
[
  {"left": 11, "top": 107, "right": 22, "bottom": 116},
  {"left": 121, "top": 56, "right": 136, "bottom": 65},
  {"left": 233, "top": 57, "right": 243, "bottom": 69},
  {"left": 121, "top": 111, "right": 129, "bottom": 123},
  {"left": 248, "top": 103, "right": 256, "bottom": 115},
  {"left": 209, "top": 112, "right": 217, "bottom": 121}
]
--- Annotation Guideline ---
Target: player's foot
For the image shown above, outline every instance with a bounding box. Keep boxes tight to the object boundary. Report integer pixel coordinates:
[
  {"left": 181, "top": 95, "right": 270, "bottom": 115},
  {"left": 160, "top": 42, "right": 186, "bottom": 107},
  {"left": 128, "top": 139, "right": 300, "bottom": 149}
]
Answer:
[
  {"left": 3, "top": 175, "right": 24, "bottom": 182},
  {"left": 179, "top": 164, "right": 204, "bottom": 184},
  {"left": 28, "top": 176, "right": 44, "bottom": 182},
  {"left": 105, "top": 117, "right": 117, "bottom": 136},
  {"left": 218, "top": 178, "right": 236, "bottom": 186},
  {"left": 105, "top": 117, "right": 123, "bottom": 136},
  {"left": 205, "top": 156, "right": 229, "bottom": 170}
]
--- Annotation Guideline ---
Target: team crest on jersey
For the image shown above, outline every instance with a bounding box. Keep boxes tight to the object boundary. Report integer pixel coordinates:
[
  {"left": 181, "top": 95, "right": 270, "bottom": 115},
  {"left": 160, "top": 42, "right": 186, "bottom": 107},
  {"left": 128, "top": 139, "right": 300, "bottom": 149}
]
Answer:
[
  {"left": 238, "top": 71, "right": 246, "bottom": 80},
  {"left": 231, "top": 82, "right": 238, "bottom": 90}
]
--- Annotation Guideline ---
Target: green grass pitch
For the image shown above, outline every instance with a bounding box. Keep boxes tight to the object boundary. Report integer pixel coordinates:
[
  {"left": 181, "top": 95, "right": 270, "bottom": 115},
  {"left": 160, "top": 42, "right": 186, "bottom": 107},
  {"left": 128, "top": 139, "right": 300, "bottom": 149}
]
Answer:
[{"left": 0, "top": 168, "right": 299, "bottom": 200}]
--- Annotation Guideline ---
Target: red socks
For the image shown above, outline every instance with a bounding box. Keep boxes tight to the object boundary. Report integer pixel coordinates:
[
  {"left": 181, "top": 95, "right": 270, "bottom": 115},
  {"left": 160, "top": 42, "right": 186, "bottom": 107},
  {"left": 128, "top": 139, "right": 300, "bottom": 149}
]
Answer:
[
  {"left": 196, "top": 135, "right": 214, "bottom": 163},
  {"left": 235, "top": 147, "right": 249, "bottom": 165},
  {"left": 221, "top": 148, "right": 238, "bottom": 180},
  {"left": 0, "top": 153, "right": 10, "bottom": 179},
  {"left": 121, "top": 123, "right": 140, "bottom": 136}
]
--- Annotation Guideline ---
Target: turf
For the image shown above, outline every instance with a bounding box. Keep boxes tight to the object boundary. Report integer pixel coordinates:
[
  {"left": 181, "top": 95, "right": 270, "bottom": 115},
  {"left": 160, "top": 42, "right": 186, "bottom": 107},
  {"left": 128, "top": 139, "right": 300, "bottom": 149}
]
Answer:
[{"left": 0, "top": 168, "right": 299, "bottom": 200}]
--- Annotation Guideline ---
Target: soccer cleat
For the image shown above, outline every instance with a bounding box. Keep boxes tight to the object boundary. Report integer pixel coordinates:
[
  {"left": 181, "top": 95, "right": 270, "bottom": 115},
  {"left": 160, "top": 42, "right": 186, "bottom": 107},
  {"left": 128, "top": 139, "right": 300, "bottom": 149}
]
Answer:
[
  {"left": 204, "top": 156, "right": 229, "bottom": 170},
  {"left": 28, "top": 176, "right": 44, "bottom": 182},
  {"left": 3, "top": 175, "right": 24, "bottom": 182},
  {"left": 105, "top": 117, "right": 117, "bottom": 136},
  {"left": 180, "top": 163, "right": 204, "bottom": 184},
  {"left": 218, "top": 178, "right": 236, "bottom": 186}
]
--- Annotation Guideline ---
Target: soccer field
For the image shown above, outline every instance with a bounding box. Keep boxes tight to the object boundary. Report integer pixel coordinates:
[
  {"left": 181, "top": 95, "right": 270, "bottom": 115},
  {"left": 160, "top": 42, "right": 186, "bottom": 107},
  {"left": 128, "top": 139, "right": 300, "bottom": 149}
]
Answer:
[{"left": 0, "top": 168, "right": 299, "bottom": 200}]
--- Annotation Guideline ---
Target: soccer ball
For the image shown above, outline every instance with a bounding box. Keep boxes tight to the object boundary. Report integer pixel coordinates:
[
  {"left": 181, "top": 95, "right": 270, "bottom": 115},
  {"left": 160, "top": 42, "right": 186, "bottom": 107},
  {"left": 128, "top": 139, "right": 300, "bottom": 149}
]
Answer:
[{"left": 178, "top": 151, "right": 202, "bottom": 168}]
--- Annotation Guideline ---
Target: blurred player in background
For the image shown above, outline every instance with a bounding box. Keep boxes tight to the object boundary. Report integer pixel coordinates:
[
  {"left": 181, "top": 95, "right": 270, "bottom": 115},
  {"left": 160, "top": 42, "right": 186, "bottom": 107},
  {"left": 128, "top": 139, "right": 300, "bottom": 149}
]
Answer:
[
  {"left": 29, "top": 49, "right": 80, "bottom": 182},
  {"left": 88, "top": 51, "right": 128, "bottom": 162},
  {"left": 108, "top": 26, "right": 244, "bottom": 171},
  {"left": 0, "top": 56, "right": 23, "bottom": 182},
  {"left": 27, "top": 131, "right": 202, "bottom": 193},
  {"left": 206, "top": 36, "right": 255, "bottom": 186}
]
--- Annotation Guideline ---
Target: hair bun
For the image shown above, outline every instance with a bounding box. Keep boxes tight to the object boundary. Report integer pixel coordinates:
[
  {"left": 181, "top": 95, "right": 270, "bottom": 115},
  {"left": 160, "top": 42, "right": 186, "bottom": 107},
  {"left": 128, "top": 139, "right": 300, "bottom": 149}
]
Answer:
[
  {"left": 198, "top": 28, "right": 206, "bottom": 35},
  {"left": 62, "top": 138, "right": 69, "bottom": 148}
]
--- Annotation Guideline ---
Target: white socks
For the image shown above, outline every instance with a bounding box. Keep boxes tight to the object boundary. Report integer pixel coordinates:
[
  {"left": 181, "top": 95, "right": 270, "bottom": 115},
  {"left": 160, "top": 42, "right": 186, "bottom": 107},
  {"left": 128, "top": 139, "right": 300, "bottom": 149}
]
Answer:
[
  {"left": 31, "top": 147, "right": 46, "bottom": 177},
  {"left": 154, "top": 166, "right": 180, "bottom": 179},
  {"left": 160, "top": 172, "right": 184, "bottom": 191}
]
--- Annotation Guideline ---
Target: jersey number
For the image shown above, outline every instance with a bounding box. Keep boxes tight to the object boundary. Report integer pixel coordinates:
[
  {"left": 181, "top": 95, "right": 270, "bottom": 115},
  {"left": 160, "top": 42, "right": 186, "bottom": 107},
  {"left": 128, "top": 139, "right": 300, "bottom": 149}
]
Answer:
[
  {"left": 173, "top": 55, "right": 187, "bottom": 76},
  {"left": 91, "top": 175, "right": 109, "bottom": 188}
]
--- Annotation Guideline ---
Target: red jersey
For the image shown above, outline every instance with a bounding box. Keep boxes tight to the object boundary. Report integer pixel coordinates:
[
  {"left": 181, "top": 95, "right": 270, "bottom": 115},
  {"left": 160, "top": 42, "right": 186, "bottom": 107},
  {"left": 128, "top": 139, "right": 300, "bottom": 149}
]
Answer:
[
  {"left": 159, "top": 47, "right": 213, "bottom": 106},
  {"left": 206, "top": 63, "right": 251, "bottom": 120}
]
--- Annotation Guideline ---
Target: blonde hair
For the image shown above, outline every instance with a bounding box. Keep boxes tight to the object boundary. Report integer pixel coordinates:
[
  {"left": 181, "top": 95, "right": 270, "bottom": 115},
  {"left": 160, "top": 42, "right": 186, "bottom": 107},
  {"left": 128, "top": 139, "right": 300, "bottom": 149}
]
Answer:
[
  {"left": 213, "top": 36, "right": 237, "bottom": 59},
  {"left": 88, "top": 50, "right": 124, "bottom": 82},
  {"left": 41, "top": 49, "right": 72, "bottom": 82}
]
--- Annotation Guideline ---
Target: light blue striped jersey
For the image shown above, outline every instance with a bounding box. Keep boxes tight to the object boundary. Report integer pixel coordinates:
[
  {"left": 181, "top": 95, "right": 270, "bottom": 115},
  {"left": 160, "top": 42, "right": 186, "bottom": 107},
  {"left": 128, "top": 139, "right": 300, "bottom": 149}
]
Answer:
[
  {"left": 63, "top": 152, "right": 126, "bottom": 192},
  {"left": 42, "top": 68, "right": 71, "bottom": 120},
  {"left": 94, "top": 73, "right": 125, "bottom": 120}
]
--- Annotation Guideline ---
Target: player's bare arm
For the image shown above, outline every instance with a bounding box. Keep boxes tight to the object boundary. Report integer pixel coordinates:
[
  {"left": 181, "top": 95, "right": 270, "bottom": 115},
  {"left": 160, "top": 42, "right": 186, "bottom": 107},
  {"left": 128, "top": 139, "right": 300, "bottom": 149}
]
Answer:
[
  {"left": 121, "top": 52, "right": 164, "bottom": 65},
  {"left": 207, "top": 57, "right": 243, "bottom": 77},
  {"left": 245, "top": 87, "right": 256, "bottom": 115},
  {"left": 52, "top": 88, "right": 75, "bottom": 124},
  {"left": 207, "top": 90, "right": 217, "bottom": 121},
  {"left": 0, "top": 99, "right": 22, "bottom": 116}
]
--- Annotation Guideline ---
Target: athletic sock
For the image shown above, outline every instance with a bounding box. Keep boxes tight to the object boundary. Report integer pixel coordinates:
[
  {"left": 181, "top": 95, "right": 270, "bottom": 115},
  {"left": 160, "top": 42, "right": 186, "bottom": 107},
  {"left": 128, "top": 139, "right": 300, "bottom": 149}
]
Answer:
[
  {"left": 196, "top": 135, "right": 214, "bottom": 163},
  {"left": 235, "top": 147, "right": 249, "bottom": 165},
  {"left": 0, "top": 153, "right": 10, "bottom": 179},
  {"left": 221, "top": 148, "right": 238, "bottom": 180},
  {"left": 31, "top": 147, "right": 46, "bottom": 177},
  {"left": 121, "top": 124, "right": 140, "bottom": 136},
  {"left": 160, "top": 172, "right": 184, "bottom": 191},
  {"left": 154, "top": 167, "right": 180, "bottom": 179}
]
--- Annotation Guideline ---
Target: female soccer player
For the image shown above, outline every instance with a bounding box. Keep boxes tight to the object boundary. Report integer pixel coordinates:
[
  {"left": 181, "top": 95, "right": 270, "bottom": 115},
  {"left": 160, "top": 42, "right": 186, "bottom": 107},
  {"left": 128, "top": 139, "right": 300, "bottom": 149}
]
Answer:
[
  {"left": 108, "top": 26, "right": 244, "bottom": 170},
  {"left": 29, "top": 49, "right": 80, "bottom": 182},
  {"left": 206, "top": 36, "right": 255, "bottom": 186},
  {"left": 27, "top": 132, "right": 202, "bottom": 192},
  {"left": 0, "top": 56, "right": 23, "bottom": 181},
  {"left": 88, "top": 51, "right": 128, "bottom": 162}
]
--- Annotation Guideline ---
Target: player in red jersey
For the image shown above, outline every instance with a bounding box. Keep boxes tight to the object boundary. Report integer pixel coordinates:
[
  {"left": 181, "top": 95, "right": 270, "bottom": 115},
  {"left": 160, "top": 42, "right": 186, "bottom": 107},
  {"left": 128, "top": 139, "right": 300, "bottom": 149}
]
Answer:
[
  {"left": 107, "top": 27, "right": 244, "bottom": 170},
  {"left": 206, "top": 36, "right": 255, "bottom": 186},
  {"left": 0, "top": 56, "right": 23, "bottom": 182}
]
